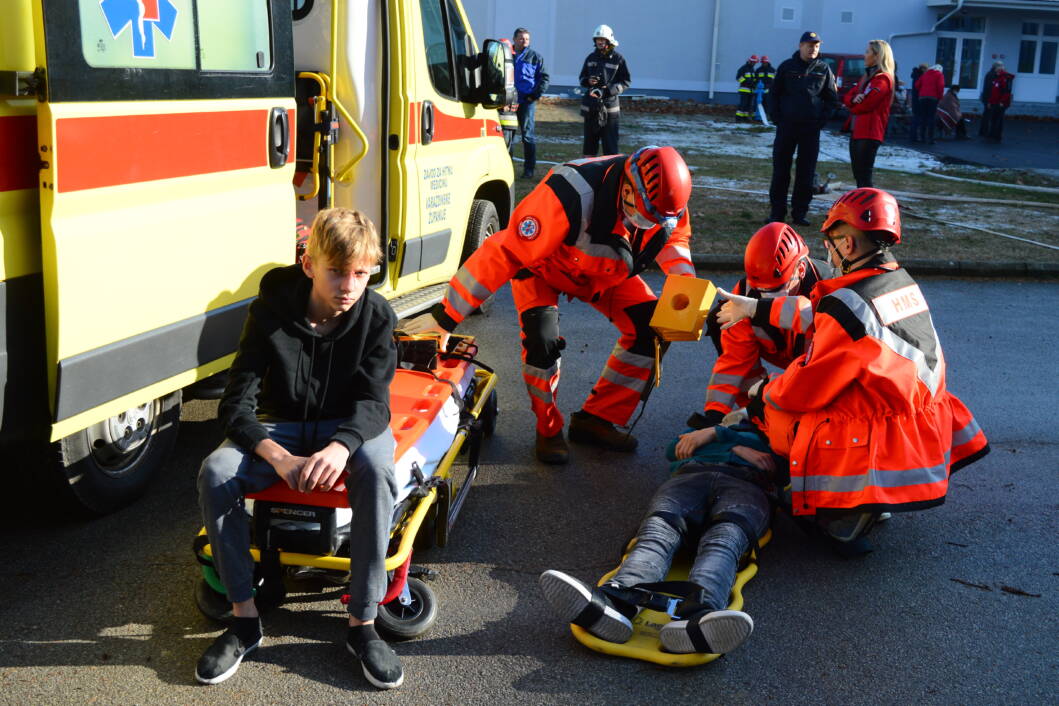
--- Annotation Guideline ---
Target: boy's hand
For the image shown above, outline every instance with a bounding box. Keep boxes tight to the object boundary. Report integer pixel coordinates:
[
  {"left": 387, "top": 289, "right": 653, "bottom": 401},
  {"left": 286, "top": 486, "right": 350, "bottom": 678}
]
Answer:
[
  {"left": 732, "top": 445, "right": 776, "bottom": 473},
  {"left": 675, "top": 426, "right": 718, "bottom": 459},
  {"left": 715, "top": 288, "right": 758, "bottom": 329},
  {"left": 272, "top": 454, "right": 308, "bottom": 490},
  {"left": 299, "top": 441, "right": 351, "bottom": 492}
]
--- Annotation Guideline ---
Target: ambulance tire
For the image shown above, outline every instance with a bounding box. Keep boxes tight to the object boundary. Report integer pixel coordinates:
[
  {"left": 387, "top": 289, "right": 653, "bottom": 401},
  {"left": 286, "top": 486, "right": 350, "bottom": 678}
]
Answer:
[
  {"left": 375, "top": 577, "right": 438, "bottom": 641},
  {"left": 463, "top": 200, "right": 500, "bottom": 316},
  {"left": 54, "top": 391, "right": 181, "bottom": 515}
]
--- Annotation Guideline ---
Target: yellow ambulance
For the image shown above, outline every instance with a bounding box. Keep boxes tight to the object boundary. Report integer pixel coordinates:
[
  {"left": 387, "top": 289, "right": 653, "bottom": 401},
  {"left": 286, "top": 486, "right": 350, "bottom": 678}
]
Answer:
[{"left": 0, "top": 0, "right": 514, "bottom": 513}]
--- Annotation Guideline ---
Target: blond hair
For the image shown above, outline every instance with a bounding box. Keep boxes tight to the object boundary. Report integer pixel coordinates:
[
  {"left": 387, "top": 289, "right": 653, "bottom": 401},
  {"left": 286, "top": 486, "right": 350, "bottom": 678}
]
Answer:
[
  {"left": 868, "top": 39, "right": 895, "bottom": 78},
  {"left": 307, "top": 207, "right": 382, "bottom": 266}
]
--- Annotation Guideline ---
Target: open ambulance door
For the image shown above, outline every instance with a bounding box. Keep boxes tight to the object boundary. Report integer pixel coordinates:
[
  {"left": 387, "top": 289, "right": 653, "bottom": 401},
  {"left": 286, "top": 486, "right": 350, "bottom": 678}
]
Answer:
[{"left": 34, "top": 0, "right": 296, "bottom": 513}]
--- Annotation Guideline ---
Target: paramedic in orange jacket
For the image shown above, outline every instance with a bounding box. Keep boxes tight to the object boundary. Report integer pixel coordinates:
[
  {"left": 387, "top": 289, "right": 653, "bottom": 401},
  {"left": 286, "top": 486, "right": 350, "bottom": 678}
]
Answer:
[
  {"left": 716, "top": 188, "right": 989, "bottom": 523},
  {"left": 690, "top": 223, "right": 828, "bottom": 431},
  {"left": 403, "top": 146, "right": 695, "bottom": 465}
]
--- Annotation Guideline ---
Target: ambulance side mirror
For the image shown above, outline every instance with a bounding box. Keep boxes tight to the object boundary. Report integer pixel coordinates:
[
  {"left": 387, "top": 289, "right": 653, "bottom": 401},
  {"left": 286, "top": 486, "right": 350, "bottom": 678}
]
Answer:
[{"left": 476, "top": 39, "right": 515, "bottom": 110}]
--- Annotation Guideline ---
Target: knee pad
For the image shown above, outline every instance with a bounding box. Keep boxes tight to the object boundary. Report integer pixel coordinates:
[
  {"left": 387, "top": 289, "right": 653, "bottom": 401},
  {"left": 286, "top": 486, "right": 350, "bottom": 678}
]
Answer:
[
  {"left": 644, "top": 510, "right": 688, "bottom": 538},
  {"left": 623, "top": 299, "right": 662, "bottom": 357},
  {"left": 520, "top": 306, "right": 564, "bottom": 368}
]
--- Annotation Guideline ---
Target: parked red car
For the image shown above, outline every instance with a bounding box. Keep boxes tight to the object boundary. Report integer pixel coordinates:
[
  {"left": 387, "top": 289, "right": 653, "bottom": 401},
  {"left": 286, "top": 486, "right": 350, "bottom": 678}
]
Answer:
[{"left": 820, "top": 53, "right": 865, "bottom": 117}]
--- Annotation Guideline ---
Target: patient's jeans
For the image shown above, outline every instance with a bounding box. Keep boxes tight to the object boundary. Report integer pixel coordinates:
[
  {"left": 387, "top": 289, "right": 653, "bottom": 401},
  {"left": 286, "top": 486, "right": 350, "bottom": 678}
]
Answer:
[{"left": 611, "top": 464, "right": 770, "bottom": 613}]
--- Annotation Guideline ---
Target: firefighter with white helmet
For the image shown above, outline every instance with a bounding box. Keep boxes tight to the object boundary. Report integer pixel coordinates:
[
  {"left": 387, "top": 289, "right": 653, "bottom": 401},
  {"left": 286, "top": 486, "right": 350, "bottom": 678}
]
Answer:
[{"left": 579, "top": 23, "right": 631, "bottom": 157}]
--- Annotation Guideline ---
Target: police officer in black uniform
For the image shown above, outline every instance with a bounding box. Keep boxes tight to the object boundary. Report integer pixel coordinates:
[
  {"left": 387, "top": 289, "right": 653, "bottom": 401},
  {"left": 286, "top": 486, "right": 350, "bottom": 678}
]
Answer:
[{"left": 766, "top": 31, "right": 838, "bottom": 226}]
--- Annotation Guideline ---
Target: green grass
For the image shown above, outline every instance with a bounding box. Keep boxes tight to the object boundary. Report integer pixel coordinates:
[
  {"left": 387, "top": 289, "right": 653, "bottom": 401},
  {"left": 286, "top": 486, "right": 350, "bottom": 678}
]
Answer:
[{"left": 514, "top": 100, "right": 1059, "bottom": 263}]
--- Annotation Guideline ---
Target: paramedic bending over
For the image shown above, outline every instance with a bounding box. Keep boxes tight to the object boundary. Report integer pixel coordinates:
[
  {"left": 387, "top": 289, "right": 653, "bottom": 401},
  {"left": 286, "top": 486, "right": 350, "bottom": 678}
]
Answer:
[{"left": 195, "top": 208, "right": 404, "bottom": 691}]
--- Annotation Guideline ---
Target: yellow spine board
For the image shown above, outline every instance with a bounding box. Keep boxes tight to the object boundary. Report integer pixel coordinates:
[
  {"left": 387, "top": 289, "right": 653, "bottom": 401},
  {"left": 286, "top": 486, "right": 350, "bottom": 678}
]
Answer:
[{"left": 570, "top": 530, "right": 771, "bottom": 667}]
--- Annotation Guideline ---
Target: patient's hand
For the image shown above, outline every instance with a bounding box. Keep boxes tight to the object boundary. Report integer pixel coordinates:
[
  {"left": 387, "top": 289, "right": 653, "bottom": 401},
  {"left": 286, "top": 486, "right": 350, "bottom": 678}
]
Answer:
[
  {"left": 732, "top": 445, "right": 776, "bottom": 473},
  {"left": 675, "top": 426, "right": 718, "bottom": 459}
]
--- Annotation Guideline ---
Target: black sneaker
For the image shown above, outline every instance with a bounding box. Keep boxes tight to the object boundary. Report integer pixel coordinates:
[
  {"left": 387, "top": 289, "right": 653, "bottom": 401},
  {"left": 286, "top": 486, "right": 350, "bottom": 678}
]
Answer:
[
  {"left": 347, "top": 626, "right": 404, "bottom": 690},
  {"left": 195, "top": 617, "right": 262, "bottom": 685},
  {"left": 538, "top": 570, "right": 633, "bottom": 643},
  {"left": 791, "top": 216, "right": 810, "bottom": 226}
]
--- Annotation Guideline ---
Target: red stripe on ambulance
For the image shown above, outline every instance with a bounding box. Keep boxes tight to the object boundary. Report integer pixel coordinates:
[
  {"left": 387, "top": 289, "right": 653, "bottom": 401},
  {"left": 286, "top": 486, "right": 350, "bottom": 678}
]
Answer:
[{"left": 55, "top": 110, "right": 290, "bottom": 193}]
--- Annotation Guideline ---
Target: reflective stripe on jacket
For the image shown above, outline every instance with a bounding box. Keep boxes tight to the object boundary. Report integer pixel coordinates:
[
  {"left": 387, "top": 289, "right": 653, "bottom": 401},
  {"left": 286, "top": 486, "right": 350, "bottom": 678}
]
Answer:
[
  {"left": 736, "top": 62, "right": 756, "bottom": 92},
  {"left": 433, "top": 155, "right": 693, "bottom": 329},
  {"left": 757, "top": 259, "right": 989, "bottom": 515}
]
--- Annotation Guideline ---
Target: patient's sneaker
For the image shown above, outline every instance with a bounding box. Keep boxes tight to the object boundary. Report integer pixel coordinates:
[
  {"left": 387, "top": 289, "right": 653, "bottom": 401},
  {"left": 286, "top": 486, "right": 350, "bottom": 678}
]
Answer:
[
  {"left": 195, "top": 617, "right": 262, "bottom": 685},
  {"left": 568, "top": 410, "right": 638, "bottom": 452},
  {"left": 538, "top": 570, "right": 634, "bottom": 644},
  {"left": 660, "top": 609, "right": 753, "bottom": 655},
  {"left": 347, "top": 624, "right": 403, "bottom": 690}
]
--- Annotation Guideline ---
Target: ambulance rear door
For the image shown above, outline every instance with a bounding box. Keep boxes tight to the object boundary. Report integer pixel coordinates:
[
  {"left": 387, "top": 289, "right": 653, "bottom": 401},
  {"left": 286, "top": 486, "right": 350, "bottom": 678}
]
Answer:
[{"left": 35, "top": 0, "right": 296, "bottom": 440}]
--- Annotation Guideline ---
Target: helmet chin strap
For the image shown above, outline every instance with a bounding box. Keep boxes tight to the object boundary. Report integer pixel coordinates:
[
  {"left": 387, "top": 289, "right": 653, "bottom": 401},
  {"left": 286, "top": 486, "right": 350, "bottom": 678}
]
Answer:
[{"left": 839, "top": 246, "right": 882, "bottom": 274}]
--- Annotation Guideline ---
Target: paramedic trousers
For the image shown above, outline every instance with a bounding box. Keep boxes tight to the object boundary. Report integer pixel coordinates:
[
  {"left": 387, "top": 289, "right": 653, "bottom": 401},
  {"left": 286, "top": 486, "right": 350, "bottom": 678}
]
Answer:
[
  {"left": 769, "top": 121, "right": 821, "bottom": 221},
  {"left": 611, "top": 464, "right": 771, "bottom": 612},
  {"left": 198, "top": 420, "right": 397, "bottom": 621},
  {"left": 513, "top": 273, "right": 658, "bottom": 436}
]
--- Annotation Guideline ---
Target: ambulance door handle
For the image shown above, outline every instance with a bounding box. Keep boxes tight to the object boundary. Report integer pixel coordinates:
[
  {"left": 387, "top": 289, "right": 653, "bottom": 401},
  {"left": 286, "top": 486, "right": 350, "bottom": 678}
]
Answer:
[
  {"left": 421, "top": 101, "right": 435, "bottom": 145},
  {"left": 269, "top": 107, "right": 290, "bottom": 168}
]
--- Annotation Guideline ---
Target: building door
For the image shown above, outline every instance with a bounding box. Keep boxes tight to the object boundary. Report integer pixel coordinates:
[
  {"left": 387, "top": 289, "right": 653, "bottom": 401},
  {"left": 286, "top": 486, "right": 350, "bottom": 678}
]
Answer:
[
  {"left": 1015, "top": 21, "right": 1059, "bottom": 103},
  {"left": 936, "top": 36, "right": 983, "bottom": 92}
]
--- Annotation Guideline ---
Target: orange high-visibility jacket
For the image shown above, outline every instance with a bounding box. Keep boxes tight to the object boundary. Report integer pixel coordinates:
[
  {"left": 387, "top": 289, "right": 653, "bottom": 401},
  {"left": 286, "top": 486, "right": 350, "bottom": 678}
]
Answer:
[
  {"left": 704, "top": 259, "right": 827, "bottom": 423},
  {"left": 755, "top": 258, "right": 989, "bottom": 515},
  {"left": 432, "top": 155, "right": 694, "bottom": 330}
]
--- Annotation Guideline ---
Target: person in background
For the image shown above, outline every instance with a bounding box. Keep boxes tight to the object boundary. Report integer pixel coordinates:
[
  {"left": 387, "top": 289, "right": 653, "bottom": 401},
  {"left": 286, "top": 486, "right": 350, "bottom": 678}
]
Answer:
[
  {"left": 755, "top": 55, "right": 776, "bottom": 118},
  {"left": 979, "top": 61, "right": 1014, "bottom": 143},
  {"left": 511, "top": 27, "right": 550, "bottom": 179},
  {"left": 843, "top": 39, "right": 894, "bottom": 187},
  {"left": 908, "top": 63, "right": 927, "bottom": 141},
  {"left": 766, "top": 31, "right": 839, "bottom": 226},
  {"left": 937, "top": 84, "right": 967, "bottom": 139},
  {"left": 736, "top": 54, "right": 759, "bottom": 120},
  {"left": 914, "top": 64, "right": 944, "bottom": 144},
  {"left": 579, "top": 24, "right": 631, "bottom": 156}
]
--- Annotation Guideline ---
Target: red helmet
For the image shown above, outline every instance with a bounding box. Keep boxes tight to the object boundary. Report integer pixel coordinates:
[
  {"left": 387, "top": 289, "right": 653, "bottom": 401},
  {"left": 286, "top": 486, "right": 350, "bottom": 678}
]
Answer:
[
  {"left": 749, "top": 55, "right": 759, "bottom": 63},
  {"left": 622, "top": 146, "right": 692, "bottom": 232},
  {"left": 761, "top": 55, "right": 769, "bottom": 63},
  {"left": 744, "top": 222, "right": 809, "bottom": 291},
  {"left": 821, "top": 188, "right": 902, "bottom": 244}
]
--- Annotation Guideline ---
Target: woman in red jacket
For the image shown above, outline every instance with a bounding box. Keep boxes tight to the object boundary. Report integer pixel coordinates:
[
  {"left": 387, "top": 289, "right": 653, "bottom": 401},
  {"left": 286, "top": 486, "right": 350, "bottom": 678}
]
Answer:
[
  {"left": 914, "top": 63, "right": 945, "bottom": 144},
  {"left": 843, "top": 39, "right": 894, "bottom": 187}
]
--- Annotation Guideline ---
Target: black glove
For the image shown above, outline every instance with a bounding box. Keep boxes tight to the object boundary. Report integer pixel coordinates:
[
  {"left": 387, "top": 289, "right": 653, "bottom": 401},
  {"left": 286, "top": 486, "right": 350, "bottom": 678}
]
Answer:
[{"left": 686, "top": 410, "right": 725, "bottom": 430}]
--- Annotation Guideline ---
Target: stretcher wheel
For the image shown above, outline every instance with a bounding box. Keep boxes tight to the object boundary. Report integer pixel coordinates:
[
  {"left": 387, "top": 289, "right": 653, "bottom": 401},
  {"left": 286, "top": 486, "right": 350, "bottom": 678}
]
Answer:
[
  {"left": 375, "top": 577, "right": 438, "bottom": 641},
  {"left": 480, "top": 389, "right": 499, "bottom": 437},
  {"left": 195, "top": 578, "right": 233, "bottom": 623}
]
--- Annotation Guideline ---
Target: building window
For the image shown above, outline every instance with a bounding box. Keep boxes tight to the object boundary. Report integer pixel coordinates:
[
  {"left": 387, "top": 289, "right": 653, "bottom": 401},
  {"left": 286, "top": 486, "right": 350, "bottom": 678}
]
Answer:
[
  {"left": 782, "top": 8, "right": 795, "bottom": 21},
  {"left": 936, "top": 15, "right": 985, "bottom": 33},
  {"left": 840, "top": 11, "right": 853, "bottom": 24},
  {"left": 1019, "top": 22, "right": 1059, "bottom": 75},
  {"left": 936, "top": 36, "right": 982, "bottom": 91}
]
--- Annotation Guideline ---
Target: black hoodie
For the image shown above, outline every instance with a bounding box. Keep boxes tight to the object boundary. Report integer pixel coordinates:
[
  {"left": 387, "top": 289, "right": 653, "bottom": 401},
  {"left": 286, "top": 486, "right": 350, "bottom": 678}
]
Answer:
[{"left": 219, "top": 264, "right": 397, "bottom": 455}]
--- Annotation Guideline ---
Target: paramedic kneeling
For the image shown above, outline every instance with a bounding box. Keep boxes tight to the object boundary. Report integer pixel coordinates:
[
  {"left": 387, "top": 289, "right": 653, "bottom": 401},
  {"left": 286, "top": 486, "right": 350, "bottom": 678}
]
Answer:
[
  {"left": 538, "top": 411, "right": 776, "bottom": 655},
  {"left": 195, "top": 208, "right": 403, "bottom": 690},
  {"left": 717, "top": 188, "right": 989, "bottom": 547}
]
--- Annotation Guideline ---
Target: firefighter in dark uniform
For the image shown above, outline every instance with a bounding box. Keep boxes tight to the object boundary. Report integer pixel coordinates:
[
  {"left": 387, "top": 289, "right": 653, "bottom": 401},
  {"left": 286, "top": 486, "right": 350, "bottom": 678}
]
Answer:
[
  {"left": 735, "top": 55, "right": 758, "bottom": 120},
  {"left": 766, "top": 31, "right": 838, "bottom": 226},
  {"left": 755, "top": 55, "right": 776, "bottom": 118},
  {"left": 579, "top": 24, "right": 631, "bottom": 156}
]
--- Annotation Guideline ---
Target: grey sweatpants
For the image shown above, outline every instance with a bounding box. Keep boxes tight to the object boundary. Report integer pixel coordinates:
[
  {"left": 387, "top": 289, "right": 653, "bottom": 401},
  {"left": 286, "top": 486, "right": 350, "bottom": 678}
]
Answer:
[{"left": 198, "top": 420, "right": 397, "bottom": 621}]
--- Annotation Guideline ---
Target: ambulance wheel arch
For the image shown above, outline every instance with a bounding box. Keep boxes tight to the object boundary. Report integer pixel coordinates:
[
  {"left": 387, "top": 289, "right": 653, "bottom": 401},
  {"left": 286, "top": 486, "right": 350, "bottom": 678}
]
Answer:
[{"left": 55, "top": 391, "right": 181, "bottom": 515}]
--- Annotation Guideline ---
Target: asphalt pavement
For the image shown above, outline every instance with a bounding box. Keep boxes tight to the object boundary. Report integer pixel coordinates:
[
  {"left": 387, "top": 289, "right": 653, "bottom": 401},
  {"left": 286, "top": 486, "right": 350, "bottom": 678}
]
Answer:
[
  {"left": 0, "top": 272, "right": 1056, "bottom": 705},
  {"left": 890, "top": 115, "right": 1059, "bottom": 175}
]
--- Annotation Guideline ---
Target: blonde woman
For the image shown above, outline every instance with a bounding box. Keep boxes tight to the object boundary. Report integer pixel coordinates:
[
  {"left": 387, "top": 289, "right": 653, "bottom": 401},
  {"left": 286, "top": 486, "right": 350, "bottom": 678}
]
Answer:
[{"left": 843, "top": 39, "right": 895, "bottom": 187}]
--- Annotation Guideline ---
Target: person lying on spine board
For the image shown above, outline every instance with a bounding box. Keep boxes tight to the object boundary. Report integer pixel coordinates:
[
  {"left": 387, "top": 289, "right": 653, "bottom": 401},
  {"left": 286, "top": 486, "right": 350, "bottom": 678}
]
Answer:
[{"left": 538, "top": 409, "right": 779, "bottom": 655}]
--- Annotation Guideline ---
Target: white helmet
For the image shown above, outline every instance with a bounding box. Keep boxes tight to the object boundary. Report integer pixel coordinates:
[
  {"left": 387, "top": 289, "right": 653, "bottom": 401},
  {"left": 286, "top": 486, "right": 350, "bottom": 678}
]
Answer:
[{"left": 592, "top": 24, "right": 618, "bottom": 47}]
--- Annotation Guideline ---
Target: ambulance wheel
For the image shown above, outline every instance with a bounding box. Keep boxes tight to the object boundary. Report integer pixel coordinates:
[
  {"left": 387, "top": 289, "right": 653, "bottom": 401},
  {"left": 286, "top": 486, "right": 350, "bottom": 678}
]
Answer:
[
  {"left": 480, "top": 389, "right": 499, "bottom": 438},
  {"left": 195, "top": 579, "right": 233, "bottom": 623},
  {"left": 461, "top": 199, "right": 499, "bottom": 264},
  {"left": 375, "top": 577, "right": 438, "bottom": 640},
  {"left": 54, "top": 391, "right": 181, "bottom": 515}
]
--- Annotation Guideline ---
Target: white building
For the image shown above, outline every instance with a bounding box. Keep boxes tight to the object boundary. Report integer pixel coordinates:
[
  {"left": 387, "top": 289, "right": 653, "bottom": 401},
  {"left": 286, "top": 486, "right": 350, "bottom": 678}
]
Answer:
[{"left": 462, "top": 0, "right": 1059, "bottom": 109}]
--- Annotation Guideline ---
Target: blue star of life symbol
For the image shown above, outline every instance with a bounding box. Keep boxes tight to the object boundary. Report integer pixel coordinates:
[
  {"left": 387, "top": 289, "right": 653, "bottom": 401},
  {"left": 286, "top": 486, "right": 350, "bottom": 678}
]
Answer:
[{"left": 100, "top": 0, "right": 178, "bottom": 59}]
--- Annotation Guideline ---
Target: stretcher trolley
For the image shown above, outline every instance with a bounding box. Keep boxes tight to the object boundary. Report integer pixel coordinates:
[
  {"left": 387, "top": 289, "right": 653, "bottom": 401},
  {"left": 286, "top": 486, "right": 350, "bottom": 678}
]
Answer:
[{"left": 193, "top": 335, "right": 498, "bottom": 640}]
